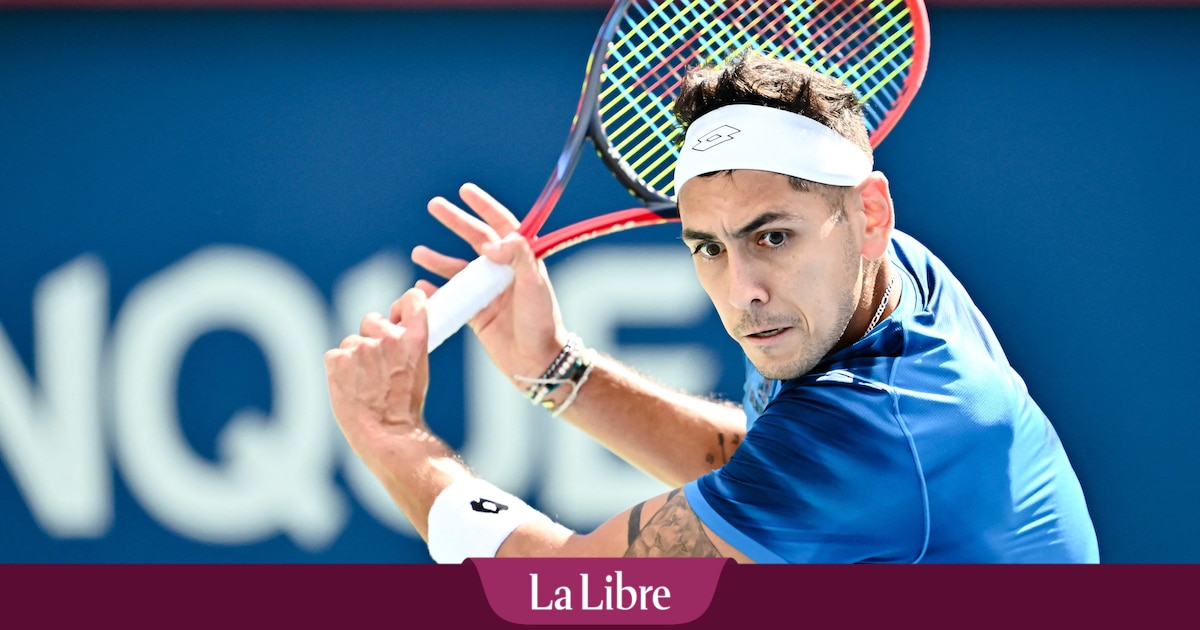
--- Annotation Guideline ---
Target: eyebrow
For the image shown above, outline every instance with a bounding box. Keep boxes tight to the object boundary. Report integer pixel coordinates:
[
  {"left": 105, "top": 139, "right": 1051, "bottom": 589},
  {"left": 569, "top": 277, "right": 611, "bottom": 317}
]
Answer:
[{"left": 681, "top": 211, "right": 795, "bottom": 243}]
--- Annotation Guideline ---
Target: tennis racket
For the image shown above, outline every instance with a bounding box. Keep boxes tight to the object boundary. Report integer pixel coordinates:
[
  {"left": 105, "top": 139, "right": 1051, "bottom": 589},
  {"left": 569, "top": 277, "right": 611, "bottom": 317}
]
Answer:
[{"left": 424, "top": 0, "right": 931, "bottom": 352}]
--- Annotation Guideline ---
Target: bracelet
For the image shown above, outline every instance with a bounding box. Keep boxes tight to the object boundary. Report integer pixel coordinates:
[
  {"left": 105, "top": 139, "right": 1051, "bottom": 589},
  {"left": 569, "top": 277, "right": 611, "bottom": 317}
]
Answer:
[
  {"left": 529, "top": 336, "right": 579, "bottom": 406},
  {"left": 550, "top": 349, "right": 596, "bottom": 418},
  {"left": 520, "top": 334, "right": 577, "bottom": 405},
  {"left": 514, "top": 334, "right": 596, "bottom": 417}
]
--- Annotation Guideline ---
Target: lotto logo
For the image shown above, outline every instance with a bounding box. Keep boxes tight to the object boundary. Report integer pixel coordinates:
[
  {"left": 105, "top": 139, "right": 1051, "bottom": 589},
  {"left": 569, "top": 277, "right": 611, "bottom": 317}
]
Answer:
[
  {"left": 691, "top": 125, "right": 741, "bottom": 151},
  {"left": 471, "top": 498, "right": 509, "bottom": 514}
]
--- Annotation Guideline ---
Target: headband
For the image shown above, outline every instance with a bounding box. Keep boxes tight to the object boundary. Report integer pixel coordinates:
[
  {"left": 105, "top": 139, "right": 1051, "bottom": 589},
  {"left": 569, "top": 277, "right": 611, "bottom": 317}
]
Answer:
[{"left": 673, "top": 104, "right": 872, "bottom": 194}]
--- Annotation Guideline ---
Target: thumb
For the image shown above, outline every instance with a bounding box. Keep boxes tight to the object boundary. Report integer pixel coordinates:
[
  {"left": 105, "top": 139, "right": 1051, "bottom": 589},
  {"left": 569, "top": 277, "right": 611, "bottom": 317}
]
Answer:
[{"left": 482, "top": 231, "right": 536, "bottom": 275}]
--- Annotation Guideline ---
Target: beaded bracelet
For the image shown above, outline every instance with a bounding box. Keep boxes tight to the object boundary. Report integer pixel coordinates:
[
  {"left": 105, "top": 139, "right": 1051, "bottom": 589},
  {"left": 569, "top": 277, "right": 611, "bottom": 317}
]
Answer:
[
  {"left": 515, "top": 333, "right": 596, "bottom": 417},
  {"left": 522, "top": 334, "right": 579, "bottom": 405},
  {"left": 549, "top": 349, "right": 595, "bottom": 418}
]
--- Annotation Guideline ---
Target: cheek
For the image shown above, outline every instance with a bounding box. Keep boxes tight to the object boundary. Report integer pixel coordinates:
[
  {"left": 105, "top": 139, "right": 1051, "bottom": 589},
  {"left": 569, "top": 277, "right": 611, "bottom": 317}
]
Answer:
[
  {"left": 693, "top": 261, "right": 720, "bottom": 300},
  {"left": 777, "top": 255, "right": 849, "bottom": 315},
  {"left": 694, "top": 265, "right": 737, "bottom": 327},
  {"left": 774, "top": 252, "right": 819, "bottom": 296},
  {"left": 806, "top": 248, "right": 862, "bottom": 322}
]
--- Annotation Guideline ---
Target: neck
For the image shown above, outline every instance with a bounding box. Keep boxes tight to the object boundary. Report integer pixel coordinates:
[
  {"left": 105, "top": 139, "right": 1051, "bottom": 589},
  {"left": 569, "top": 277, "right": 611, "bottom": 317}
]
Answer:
[{"left": 833, "top": 261, "right": 897, "bottom": 353}]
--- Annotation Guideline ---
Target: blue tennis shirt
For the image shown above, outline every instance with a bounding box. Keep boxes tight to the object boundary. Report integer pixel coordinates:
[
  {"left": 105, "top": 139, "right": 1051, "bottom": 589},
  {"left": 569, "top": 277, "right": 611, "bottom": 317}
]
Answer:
[{"left": 685, "top": 231, "right": 1099, "bottom": 563}]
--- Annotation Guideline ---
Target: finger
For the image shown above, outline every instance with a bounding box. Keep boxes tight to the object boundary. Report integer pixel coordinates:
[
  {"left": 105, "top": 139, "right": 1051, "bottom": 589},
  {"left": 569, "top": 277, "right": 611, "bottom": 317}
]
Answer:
[
  {"left": 323, "top": 347, "right": 345, "bottom": 371},
  {"left": 388, "top": 294, "right": 404, "bottom": 323},
  {"left": 413, "top": 279, "right": 439, "bottom": 297},
  {"left": 459, "top": 183, "right": 521, "bottom": 236},
  {"left": 324, "top": 344, "right": 369, "bottom": 375},
  {"left": 394, "top": 287, "right": 429, "bottom": 358},
  {"left": 325, "top": 348, "right": 355, "bottom": 386},
  {"left": 411, "top": 244, "right": 469, "bottom": 281},
  {"left": 360, "top": 312, "right": 402, "bottom": 339},
  {"left": 481, "top": 230, "right": 535, "bottom": 269},
  {"left": 339, "top": 334, "right": 365, "bottom": 350},
  {"left": 389, "top": 286, "right": 434, "bottom": 323},
  {"left": 427, "top": 195, "right": 501, "bottom": 254}
]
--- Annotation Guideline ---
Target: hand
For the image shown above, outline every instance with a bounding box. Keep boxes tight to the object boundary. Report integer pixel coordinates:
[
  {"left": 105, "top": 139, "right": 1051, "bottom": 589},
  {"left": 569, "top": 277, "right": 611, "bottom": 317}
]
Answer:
[
  {"left": 325, "top": 288, "right": 432, "bottom": 471},
  {"left": 409, "top": 183, "right": 568, "bottom": 386}
]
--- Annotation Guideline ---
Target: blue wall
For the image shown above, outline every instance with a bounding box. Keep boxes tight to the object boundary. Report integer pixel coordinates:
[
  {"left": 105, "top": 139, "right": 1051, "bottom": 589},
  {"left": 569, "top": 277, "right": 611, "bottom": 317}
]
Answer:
[{"left": 1, "top": 7, "right": 1196, "bottom": 563}]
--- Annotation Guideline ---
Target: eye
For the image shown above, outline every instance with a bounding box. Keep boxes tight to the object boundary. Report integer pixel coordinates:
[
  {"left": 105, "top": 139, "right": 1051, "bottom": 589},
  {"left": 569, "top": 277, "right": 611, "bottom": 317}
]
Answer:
[
  {"left": 691, "top": 241, "right": 724, "bottom": 259},
  {"left": 759, "top": 231, "right": 787, "bottom": 248}
]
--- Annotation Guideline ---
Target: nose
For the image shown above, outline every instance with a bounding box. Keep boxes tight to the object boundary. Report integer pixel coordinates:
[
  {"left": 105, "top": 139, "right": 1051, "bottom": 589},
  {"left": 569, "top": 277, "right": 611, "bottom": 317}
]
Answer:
[{"left": 727, "top": 252, "right": 769, "bottom": 311}]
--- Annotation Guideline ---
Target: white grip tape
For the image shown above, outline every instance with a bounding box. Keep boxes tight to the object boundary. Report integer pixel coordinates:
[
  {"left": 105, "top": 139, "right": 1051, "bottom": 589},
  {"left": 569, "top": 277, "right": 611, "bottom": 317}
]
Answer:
[
  {"left": 426, "top": 478, "right": 543, "bottom": 564},
  {"left": 424, "top": 255, "right": 515, "bottom": 353}
]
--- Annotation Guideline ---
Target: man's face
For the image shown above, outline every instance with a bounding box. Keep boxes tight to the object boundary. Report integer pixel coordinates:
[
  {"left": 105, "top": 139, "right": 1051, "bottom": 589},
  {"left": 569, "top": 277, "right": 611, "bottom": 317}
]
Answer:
[{"left": 679, "top": 169, "right": 863, "bottom": 380}]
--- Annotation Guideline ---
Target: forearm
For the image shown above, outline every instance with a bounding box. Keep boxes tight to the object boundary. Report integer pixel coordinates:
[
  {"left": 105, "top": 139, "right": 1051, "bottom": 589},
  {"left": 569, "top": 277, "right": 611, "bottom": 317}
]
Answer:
[
  {"left": 548, "top": 352, "right": 747, "bottom": 488},
  {"left": 358, "top": 427, "right": 475, "bottom": 541},
  {"left": 351, "top": 416, "right": 748, "bottom": 562}
]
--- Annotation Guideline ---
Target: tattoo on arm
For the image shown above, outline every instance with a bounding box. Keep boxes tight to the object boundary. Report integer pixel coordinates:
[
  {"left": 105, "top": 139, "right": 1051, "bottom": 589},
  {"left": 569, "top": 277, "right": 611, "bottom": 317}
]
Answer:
[
  {"left": 626, "top": 501, "right": 644, "bottom": 547},
  {"left": 624, "top": 488, "right": 721, "bottom": 558},
  {"left": 705, "top": 432, "right": 743, "bottom": 466}
]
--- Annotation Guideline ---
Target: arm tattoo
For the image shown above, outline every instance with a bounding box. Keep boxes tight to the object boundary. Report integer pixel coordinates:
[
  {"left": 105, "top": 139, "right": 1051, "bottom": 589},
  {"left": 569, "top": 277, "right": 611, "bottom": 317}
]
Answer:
[
  {"left": 624, "top": 488, "right": 721, "bottom": 558},
  {"left": 626, "top": 501, "right": 644, "bottom": 547},
  {"left": 705, "top": 432, "right": 743, "bottom": 466}
]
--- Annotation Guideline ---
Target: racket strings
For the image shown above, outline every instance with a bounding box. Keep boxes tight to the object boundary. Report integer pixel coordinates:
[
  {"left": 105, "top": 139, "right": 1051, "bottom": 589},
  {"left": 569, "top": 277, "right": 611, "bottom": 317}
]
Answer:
[
  {"left": 599, "top": 0, "right": 919, "bottom": 199},
  {"left": 603, "top": 2, "right": 772, "bottom": 192},
  {"left": 600, "top": 1, "right": 787, "bottom": 150},
  {"left": 615, "top": 2, "right": 826, "bottom": 185},
  {"left": 597, "top": 1, "right": 741, "bottom": 158}
]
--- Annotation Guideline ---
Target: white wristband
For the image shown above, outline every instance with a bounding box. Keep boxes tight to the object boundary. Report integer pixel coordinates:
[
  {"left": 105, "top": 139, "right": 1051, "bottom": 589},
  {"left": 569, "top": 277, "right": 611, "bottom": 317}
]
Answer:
[{"left": 426, "top": 478, "right": 542, "bottom": 564}]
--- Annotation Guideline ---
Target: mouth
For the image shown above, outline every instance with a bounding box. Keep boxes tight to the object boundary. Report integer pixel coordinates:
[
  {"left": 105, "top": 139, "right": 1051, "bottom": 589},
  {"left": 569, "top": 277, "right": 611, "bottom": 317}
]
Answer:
[{"left": 744, "top": 327, "right": 791, "bottom": 340}]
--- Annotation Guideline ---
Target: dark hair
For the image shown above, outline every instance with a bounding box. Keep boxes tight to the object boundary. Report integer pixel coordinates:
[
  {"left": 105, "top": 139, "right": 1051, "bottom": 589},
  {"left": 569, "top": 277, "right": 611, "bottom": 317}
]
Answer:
[
  {"left": 674, "top": 49, "right": 871, "bottom": 155},
  {"left": 672, "top": 49, "right": 871, "bottom": 203}
]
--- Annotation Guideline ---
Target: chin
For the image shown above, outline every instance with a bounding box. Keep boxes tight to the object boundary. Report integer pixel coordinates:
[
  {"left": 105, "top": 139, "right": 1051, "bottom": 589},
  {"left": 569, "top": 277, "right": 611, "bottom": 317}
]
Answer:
[
  {"left": 757, "top": 365, "right": 803, "bottom": 381},
  {"left": 746, "top": 353, "right": 809, "bottom": 381}
]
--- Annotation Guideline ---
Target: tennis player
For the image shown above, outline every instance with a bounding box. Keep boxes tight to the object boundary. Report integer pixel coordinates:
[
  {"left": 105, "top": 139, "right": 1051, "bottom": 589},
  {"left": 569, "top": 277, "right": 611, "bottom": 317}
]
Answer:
[{"left": 325, "top": 51, "right": 1100, "bottom": 563}]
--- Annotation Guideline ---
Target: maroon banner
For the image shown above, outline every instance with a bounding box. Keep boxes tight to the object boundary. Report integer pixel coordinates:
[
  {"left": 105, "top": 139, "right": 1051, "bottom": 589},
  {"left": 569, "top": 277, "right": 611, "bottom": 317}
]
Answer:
[
  {"left": 472, "top": 557, "right": 727, "bottom": 625},
  {"left": 2, "top": 562, "right": 1197, "bottom": 628}
]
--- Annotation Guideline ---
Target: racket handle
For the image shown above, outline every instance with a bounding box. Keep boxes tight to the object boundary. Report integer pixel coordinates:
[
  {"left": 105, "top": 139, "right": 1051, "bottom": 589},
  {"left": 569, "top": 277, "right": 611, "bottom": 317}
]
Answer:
[{"left": 424, "top": 255, "right": 515, "bottom": 353}]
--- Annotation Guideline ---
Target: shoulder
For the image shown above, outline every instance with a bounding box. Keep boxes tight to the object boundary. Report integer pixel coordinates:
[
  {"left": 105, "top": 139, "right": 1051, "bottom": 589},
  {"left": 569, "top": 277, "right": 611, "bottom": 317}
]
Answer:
[
  {"left": 693, "top": 380, "right": 928, "bottom": 563},
  {"left": 887, "top": 229, "right": 979, "bottom": 317},
  {"left": 889, "top": 229, "right": 940, "bottom": 272},
  {"left": 757, "top": 377, "right": 909, "bottom": 461}
]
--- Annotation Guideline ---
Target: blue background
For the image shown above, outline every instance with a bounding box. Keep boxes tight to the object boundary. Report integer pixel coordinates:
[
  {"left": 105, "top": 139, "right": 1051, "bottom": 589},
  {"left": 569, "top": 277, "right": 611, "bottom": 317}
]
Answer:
[{"left": 1, "top": 5, "right": 1197, "bottom": 563}]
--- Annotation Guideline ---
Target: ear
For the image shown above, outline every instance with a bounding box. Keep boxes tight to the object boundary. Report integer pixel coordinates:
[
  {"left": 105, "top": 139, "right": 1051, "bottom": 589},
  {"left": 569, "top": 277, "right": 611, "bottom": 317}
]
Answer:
[{"left": 854, "top": 171, "right": 894, "bottom": 261}]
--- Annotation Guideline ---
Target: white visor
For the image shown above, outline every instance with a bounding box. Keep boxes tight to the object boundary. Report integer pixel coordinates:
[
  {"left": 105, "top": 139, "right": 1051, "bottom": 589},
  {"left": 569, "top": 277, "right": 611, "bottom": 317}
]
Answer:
[{"left": 673, "top": 104, "right": 872, "bottom": 193}]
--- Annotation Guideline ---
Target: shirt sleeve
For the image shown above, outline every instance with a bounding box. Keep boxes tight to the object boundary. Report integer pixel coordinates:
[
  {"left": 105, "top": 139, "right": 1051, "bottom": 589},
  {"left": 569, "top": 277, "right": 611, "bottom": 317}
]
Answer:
[{"left": 687, "top": 380, "right": 928, "bottom": 564}]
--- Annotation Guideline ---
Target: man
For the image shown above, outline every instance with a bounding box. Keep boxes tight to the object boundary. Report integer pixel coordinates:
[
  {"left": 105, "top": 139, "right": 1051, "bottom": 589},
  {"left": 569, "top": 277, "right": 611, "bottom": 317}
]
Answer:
[{"left": 325, "top": 51, "right": 1099, "bottom": 563}]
